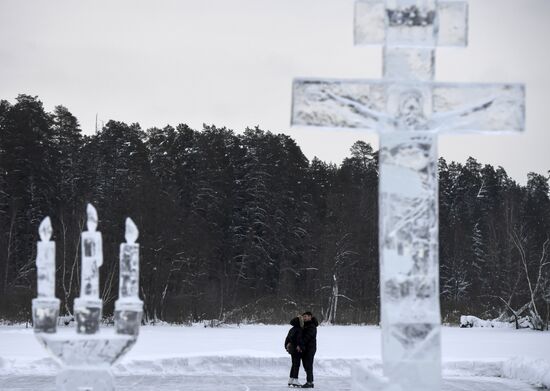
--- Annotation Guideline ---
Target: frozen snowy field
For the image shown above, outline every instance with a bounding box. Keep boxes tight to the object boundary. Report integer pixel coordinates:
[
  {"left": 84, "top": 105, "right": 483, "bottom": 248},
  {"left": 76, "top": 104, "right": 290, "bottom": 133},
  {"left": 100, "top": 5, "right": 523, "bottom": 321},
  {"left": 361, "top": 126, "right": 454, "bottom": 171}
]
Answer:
[{"left": 0, "top": 324, "right": 548, "bottom": 390}]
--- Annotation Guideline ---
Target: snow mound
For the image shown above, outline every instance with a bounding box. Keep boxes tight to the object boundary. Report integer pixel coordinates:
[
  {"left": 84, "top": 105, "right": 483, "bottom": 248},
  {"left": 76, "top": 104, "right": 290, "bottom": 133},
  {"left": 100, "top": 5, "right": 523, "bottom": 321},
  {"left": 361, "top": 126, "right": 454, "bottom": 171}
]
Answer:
[
  {"left": 117, "top": 356, "right": 364, "bottom": 377},
  {"left": 0, "top": 357, "right": 60, "bottom": 376},
  {"left": 502, "top": 357, "right": 550, "bottom": 389},
  {"left": 2, "top": 355, "right": 549, "bottom": 389},
  {"left": 443, "top": 360, "right": 502, "bottom": 377},
  {"left": 0, "top": 356, "right": 364, "bottom": 378}
]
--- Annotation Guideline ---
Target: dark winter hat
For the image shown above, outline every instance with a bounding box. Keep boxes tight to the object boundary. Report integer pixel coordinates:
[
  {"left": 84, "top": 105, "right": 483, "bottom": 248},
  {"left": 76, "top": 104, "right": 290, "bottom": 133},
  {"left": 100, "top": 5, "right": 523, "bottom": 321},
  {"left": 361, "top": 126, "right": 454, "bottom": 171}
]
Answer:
[{"left": 302, "top": 311, "right": 313, "bottom": 316}]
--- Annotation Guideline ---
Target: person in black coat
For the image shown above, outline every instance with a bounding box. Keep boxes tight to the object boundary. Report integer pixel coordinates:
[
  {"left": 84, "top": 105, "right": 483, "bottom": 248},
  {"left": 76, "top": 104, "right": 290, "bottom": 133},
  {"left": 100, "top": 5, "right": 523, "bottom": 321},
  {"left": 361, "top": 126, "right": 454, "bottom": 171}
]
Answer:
[
  {"left": 285, "top": 315, "right": 305, "bottom": 387},
  {"left": 300, "top": 311, "right": 318, "bottom": 388}
]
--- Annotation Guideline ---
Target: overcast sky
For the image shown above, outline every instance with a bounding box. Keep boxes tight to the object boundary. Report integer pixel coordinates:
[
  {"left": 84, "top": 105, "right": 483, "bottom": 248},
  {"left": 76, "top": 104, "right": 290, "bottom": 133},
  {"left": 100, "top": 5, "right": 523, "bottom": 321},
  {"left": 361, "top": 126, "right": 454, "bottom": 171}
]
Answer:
[{"left": 1, "top": 0, "right": 548, "bottom": 183}]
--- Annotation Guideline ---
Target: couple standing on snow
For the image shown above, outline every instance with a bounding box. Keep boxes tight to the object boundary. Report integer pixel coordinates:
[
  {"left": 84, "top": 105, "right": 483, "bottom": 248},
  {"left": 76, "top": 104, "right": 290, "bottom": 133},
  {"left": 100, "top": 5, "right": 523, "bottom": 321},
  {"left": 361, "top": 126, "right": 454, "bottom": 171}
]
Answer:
[{"left": 285, "top": 311, "right": 319, "bottom": 388}]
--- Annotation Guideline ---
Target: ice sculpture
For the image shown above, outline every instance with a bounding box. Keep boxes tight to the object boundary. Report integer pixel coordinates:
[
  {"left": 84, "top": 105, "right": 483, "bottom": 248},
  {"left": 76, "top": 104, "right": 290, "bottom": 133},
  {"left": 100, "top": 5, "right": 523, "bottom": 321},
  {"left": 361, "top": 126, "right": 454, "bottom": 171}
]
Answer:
[
  {"left": 32, "top": 205, "right": 143, "bottom": 391},
  {"left": 33, "top": 217, "right": 59, "bottom": 333},
  {"left": 114, "top": 218, "right": 143, "bottom": 336},
  {"left": 291, "top": 1, "right": 525, "bottom": 390},
  {"left": 75, "top": 204, "right": 104, "bottom": 334}
]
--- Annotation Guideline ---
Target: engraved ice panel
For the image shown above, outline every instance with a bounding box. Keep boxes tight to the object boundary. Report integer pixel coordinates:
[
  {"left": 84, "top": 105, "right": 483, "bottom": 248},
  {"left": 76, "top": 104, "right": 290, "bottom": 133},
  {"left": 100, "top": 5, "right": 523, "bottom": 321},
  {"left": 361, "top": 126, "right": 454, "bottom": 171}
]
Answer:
[
  {"left": 385, "top": 0, "right": 438, "bottom": 47},
  {"left": 292, "top": 79, "right": 388, "bottom": 130},
  {"left": 354, "top": 0, "right": 386, "bottom": 45},
  {"left": 437, "top": 1, "right": 468, "bottom": 46},
  {"left": 433, "top": 83, "right": 525, "bottom": 133},
  {"left": 383, "top": 323, "right": 441, "bottom": 389},
  {"left": 354, "top": 0, "right": 468, "bottom": 48},
  {"left": 120, "top": 246, "right": 139, "bottom": 297},
  {"left": 383, "top": 47, "right": 435, "bottom": 81},
  {"left": 292, "top": 79, "right": 525, "bottom": 133}
]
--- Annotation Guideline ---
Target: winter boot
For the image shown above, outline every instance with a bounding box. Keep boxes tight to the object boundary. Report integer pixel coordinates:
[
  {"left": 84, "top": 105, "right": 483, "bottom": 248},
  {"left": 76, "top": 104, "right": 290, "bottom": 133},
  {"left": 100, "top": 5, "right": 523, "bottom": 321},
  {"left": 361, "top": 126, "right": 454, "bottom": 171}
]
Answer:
[
  {"left": 290, "top": 378, "right": 302, "bottom": 387},
  {"left": 302, "top": 382, "right": 314, "bottom": 388}
]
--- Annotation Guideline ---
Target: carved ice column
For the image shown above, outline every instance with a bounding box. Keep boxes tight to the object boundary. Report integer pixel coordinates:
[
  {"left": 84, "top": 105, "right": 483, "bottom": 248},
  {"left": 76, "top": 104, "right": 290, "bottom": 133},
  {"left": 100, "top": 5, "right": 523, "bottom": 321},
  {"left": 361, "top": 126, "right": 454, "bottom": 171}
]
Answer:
[
  {"left": 378, "top": 132, "right": 441, "bottom": 390},
  {"left": 32, "top": 204, "right": 143, "bottom": 391}
]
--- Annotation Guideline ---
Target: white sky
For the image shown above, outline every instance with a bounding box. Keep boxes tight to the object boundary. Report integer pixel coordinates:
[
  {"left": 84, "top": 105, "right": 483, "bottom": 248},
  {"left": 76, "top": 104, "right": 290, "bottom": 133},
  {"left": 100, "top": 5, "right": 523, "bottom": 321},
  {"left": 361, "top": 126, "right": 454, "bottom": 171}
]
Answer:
[{"left": 0, "top": 0, "right": 548, "bottom": 183}]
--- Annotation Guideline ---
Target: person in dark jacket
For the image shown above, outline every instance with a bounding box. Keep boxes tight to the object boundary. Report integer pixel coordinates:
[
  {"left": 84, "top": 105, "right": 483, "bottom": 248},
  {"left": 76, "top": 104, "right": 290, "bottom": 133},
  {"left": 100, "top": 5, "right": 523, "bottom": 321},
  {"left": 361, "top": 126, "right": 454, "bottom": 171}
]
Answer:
[
  {"left": 300, "top": 311, "right": 318, "bottom": 388},
  {"left": 285, "top": 315, "right": 305, "bottom": 387}
]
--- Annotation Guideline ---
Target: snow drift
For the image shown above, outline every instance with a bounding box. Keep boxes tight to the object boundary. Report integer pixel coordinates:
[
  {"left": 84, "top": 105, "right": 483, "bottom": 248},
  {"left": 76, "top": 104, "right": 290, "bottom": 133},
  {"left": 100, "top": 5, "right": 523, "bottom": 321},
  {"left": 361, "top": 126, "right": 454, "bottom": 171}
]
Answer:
[{"left": 1, "top": 355, "right": 549, "bottom": 388}]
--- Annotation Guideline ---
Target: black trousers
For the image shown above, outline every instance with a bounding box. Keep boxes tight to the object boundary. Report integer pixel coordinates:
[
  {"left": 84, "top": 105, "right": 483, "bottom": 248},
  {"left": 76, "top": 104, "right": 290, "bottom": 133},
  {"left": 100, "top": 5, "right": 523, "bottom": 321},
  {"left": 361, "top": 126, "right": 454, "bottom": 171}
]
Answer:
[
  {"left": 290, "top": 353, "right": 302, "bottom": 378},
  {"left": 302, "top": 349, "right": 316, "bottom": 383}
]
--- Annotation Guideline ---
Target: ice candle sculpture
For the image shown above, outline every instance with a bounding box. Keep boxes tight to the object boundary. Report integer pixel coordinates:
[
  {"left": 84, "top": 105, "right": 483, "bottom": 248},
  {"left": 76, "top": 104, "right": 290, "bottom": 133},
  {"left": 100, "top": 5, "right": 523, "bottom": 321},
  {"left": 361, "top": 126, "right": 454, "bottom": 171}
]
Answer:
[
  {"left": 32, "top": 217, "right": 60, "bottom": 333},
  {"left": 32, "top": 204, "right": 143, "bottom": 391},
  {"left": 114, "top": 217, "right": 143, "bottom": 336},
  {"left": 290, "top": 1, "right": 525, "bottom": 390},
  {"left": 74, "top": 203, "right": 103, "bottom": 334}
]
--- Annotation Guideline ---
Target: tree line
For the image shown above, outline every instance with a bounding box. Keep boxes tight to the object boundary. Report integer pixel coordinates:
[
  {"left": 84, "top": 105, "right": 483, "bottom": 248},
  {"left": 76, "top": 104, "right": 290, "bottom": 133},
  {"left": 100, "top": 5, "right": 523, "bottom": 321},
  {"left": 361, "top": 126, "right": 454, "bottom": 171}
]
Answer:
[{"left": 0, "top": 95, "right": 548, "bottom": 328}]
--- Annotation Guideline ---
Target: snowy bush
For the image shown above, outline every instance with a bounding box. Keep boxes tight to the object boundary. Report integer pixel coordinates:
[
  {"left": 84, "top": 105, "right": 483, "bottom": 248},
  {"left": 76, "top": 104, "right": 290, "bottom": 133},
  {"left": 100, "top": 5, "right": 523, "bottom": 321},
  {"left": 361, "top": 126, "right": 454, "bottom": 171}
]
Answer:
[{"left": 459, "top": 315, "right": 514, "bottom": 328}]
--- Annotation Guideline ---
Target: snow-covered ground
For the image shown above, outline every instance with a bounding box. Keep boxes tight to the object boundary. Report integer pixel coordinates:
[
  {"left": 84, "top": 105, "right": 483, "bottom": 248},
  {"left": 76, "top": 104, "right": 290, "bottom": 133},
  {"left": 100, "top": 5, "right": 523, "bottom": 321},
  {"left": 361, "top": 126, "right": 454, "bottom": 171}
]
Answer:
[
  {"left": 0, "top": 374, "right": 543, "bottom": 390},
  {"left": 0, "top": 324, "right": 548, "bottom": 389}
]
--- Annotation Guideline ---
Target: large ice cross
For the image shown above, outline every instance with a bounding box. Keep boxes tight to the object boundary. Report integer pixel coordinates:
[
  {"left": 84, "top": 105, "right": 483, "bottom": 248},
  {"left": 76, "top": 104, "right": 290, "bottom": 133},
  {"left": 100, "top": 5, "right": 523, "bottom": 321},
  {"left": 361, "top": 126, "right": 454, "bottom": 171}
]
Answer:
[{"left": 291, "top": 1, "right": 525, "bottom": 390}]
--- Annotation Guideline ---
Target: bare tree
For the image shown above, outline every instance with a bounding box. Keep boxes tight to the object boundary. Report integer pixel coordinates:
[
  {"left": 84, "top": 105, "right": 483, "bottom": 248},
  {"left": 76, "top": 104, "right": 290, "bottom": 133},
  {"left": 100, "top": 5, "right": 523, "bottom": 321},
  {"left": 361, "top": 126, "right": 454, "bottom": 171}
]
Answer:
[{"left": 510, "top": 228, "right": 550, "bottom": 330}]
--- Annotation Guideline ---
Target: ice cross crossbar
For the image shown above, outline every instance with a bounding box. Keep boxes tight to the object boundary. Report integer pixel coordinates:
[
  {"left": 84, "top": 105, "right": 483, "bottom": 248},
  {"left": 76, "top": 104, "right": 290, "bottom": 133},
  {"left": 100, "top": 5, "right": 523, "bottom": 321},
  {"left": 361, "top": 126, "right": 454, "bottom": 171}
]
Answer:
[
  {"left": 292, "top": 79, "right": 524, "bottom": 134},
  {"left": 291, "top": 1, "right": 525, "bottom": 391}
]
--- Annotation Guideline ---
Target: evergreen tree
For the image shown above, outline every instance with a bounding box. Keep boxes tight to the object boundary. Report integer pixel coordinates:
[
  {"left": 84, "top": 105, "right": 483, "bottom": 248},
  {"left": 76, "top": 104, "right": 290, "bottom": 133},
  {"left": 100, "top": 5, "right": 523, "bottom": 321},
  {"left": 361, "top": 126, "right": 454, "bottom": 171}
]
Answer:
[{"left": 0, "top": 94, "right": 548, "bottom": 327}]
